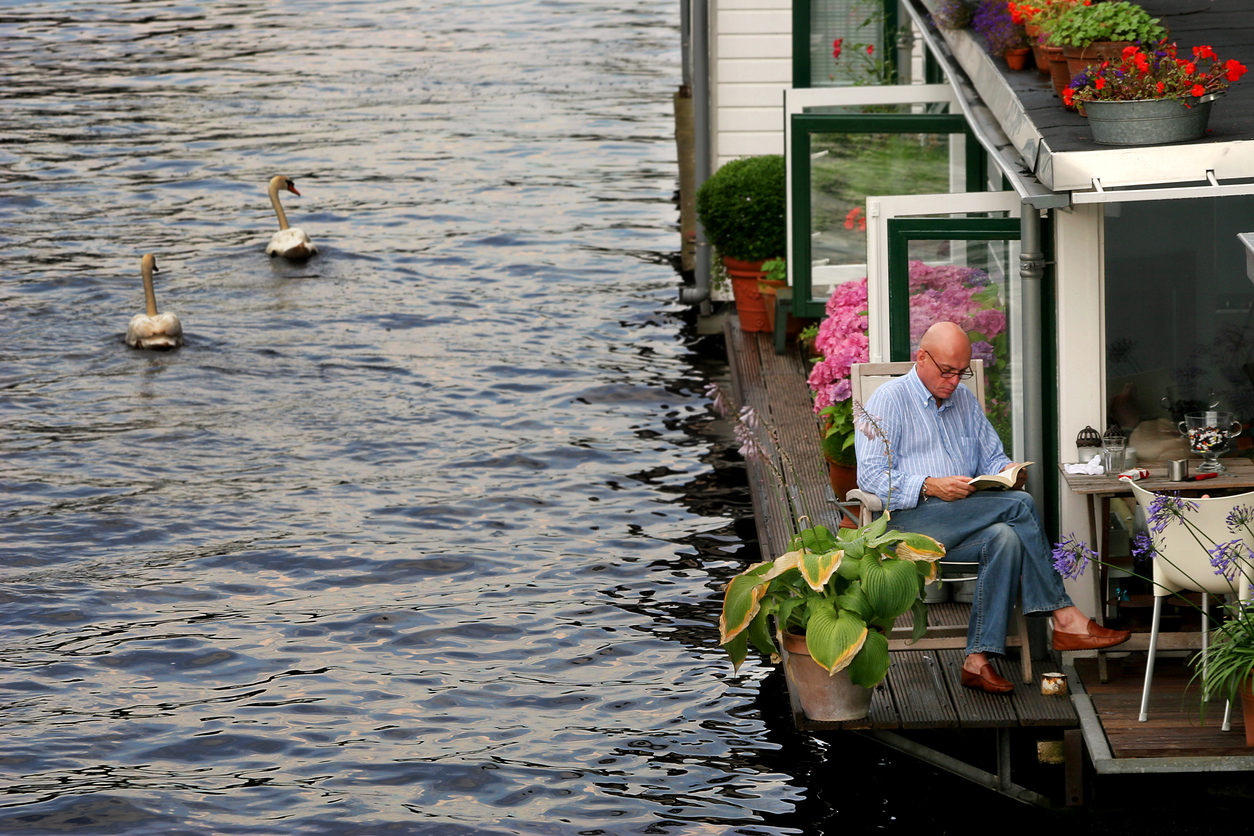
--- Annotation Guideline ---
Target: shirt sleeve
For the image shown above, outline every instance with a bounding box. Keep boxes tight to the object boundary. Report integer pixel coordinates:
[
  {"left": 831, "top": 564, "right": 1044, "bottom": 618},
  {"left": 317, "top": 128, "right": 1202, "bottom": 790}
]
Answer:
[{"left": 854, "top": 388, "right": 927, "bottom": 511}]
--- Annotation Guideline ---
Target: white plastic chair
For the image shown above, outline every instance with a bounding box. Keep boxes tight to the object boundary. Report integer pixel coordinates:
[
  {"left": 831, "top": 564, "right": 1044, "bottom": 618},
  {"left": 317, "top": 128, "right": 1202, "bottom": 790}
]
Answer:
[
  {"left": 843, "top": 361, "right": 1034, "bottom": 683},
  {"left": 1126, "top": 481, "right": 1254, "bottom": 727}
]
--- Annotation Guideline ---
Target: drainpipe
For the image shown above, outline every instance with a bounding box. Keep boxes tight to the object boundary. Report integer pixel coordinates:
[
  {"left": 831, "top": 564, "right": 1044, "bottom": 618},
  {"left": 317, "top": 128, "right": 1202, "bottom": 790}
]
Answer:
[
  {"left": 680, "top": 0, "right": 711, "bottom": 306},
  {"left": 1020, "top": 203, "right": 1045, "bottom": 511}
]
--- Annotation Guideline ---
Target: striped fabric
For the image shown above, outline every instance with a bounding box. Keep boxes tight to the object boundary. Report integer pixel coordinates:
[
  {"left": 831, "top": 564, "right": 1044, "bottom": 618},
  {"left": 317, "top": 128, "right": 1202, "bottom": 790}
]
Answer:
[{"left": 854, "top": 365, "right": 1011, "bottom": 511}]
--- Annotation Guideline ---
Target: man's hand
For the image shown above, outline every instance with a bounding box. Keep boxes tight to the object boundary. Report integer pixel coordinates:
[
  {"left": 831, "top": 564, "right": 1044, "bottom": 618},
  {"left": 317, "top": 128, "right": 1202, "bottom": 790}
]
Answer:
[
  {"left": 1002, "top": 462, "right": 1029, "bottom": 490},
  {"left": 925, "top": 475, "right": 975, "bottom": 501}
]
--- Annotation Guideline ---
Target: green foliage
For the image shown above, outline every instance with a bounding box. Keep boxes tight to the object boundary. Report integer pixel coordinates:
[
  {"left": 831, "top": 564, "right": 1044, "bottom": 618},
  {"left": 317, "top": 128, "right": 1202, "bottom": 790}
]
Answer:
[
  {"left": 695, "top": 155, "right": 786, "bottom": 262},
  {"left": 1048, "top": 1, "right": 1164, "bottom": 49},
  {"left": 718, "top": 515, "right": 944, "bottom": 687},
  {"left": 761, "top": 257, "right": 787, "bottom": 283},
  {"left": 819, "top": 399, "right": 856, "bottom": 467}
]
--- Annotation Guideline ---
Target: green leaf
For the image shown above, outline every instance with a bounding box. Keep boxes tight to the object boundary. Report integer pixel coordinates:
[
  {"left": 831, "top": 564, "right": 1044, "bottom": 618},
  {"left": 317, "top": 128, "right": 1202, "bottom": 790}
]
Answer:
[
  {"left": 908, "top": 596, "right": 930, "bottom": 644},
  {"left": 722, "top": 630, "right": 749, "bottom": 672},
  {"left": 847, "top": 630, "right": 890, "bottom": 688},
  {"left": 799, "top": 548, "right": 844, "bottom": 591},
  {"left": 746, "top": 609, "right": 777, "bottom": 657},
  {"left": 837, "top": 580, "right": 875, "bottom": 622},
  {"left": 804, "top": 603, "right": 869, "bottom": 674},
  {"left": 860, "top": 554, "right": 920, "bottom": 621}
]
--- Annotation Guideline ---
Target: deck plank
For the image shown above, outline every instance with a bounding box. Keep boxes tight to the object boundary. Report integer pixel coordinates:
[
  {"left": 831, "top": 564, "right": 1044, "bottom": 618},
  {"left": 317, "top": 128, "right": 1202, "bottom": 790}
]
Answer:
[{"left": 886, "top": 651, "right": 959, "bottom": 729}]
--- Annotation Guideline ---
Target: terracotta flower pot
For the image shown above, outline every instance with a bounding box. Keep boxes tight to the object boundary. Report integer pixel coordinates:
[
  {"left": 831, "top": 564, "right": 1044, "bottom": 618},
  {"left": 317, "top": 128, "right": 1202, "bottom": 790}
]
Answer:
[
  {"left": 1025, "top": 23, "right": 1049, "bottom": 74},
  {"left": 723, "top": 256, "right": 770, "bottom": 332},
  {"left": 828, "top": 461, "right": 858, "bottom": 504},
  {"left": 1241, "top": 677, "right": 1254, "bottom": 746},
  {"left": 1064, "top": 41, "right": 1133, "bottom": 78},
  {"left": 1043, "top": 44, "right": 1077, "bottom": 110},
  {"left": 1005, "top": 47, "right": 1031, "bottom": 71},
  {"left": 781, "top": 631, "right": 873, "bottom": 721},
  {"left": 758, "top": 278, "right": 801, "bottom": 339}
]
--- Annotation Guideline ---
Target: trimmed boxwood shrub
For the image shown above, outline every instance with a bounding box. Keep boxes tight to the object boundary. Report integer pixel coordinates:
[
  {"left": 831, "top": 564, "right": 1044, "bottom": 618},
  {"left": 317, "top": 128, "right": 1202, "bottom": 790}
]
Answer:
[{"left": 696, "top": 154, "right": 786, "bottom": 262}]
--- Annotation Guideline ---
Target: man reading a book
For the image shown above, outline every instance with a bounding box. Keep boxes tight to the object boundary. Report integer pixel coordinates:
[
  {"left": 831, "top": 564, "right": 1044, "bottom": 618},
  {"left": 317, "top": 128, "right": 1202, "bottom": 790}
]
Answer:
[{"left": 854, "top": 321, "right": 1130, "bottom": 694}]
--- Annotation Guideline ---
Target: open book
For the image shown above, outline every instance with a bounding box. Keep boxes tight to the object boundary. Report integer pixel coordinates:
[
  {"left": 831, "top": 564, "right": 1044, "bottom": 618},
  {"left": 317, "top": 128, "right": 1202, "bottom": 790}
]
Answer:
[{"left": 968, "top": 462, "right": 1034, "bottom": 491}]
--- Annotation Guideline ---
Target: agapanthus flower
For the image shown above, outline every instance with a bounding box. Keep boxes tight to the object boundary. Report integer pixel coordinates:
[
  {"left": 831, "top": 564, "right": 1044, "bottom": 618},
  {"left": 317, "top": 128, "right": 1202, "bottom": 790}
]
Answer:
[
  {"left": 1208, "top": 539, "right": 1249, "bottom": 583},
  {"left": 1147, "top": 493, "right": 1199, "bottom": 535},
  {"left": 1227, "top": 504, "right": 1254, "bottom": 531},
  {"left": 1052, "top": 534, "right": 1094, "bottom": 581},
  {"left": 1131, "top": 532, "right": 1155, "bottom": 562}
]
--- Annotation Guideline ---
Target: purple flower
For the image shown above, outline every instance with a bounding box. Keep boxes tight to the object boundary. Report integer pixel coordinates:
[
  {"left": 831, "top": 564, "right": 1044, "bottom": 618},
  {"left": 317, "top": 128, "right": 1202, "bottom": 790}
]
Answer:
[
  {"left": 851, "top": 400, "right": 881, "bottom": 441},
  {"left": 970, "top": 340, "right": 996, "bottom": 367},
  {"left": 1208, "top": 540, "right": 1249, "bottom": 583},
  {"left": 1147, "top": 493, "right": 1199, "bottom": 535},
  {"left": 1228, "top": 504, "right": 1254, "bottom": 532},
  {"left": 1052, "top": 534, "right": 1095, "bottom": 581},
  {"left": 1131, "top": 532, "right": 1156, "bottom": 562}
]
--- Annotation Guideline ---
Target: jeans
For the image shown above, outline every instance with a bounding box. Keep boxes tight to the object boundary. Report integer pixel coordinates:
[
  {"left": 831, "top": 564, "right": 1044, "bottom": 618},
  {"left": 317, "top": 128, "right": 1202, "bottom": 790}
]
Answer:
[{"left": 886, "top": 491, "right": 1073, "bottom": 656}]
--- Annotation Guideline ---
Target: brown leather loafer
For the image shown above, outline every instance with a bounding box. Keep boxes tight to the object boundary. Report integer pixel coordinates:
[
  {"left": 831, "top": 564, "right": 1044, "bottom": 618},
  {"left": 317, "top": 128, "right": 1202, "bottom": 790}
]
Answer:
[
  {"left": 1052, "top": 618, "right": 1132, "bottom": 652},
  {"left": 960, "top": 663, "right": 1014, "bottom": 694}
]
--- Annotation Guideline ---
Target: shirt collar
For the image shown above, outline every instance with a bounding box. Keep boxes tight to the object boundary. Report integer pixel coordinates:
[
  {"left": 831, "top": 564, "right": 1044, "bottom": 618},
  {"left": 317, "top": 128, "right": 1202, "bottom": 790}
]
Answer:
[{"left": 905, "top": 365, "right": 953, "bottom": 413}]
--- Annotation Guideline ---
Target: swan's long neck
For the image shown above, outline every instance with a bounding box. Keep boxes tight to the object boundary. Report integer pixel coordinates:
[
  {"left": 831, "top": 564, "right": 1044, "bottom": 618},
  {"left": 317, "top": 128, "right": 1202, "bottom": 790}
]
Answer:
[
  {"left": 140, "top": 254, "right": 159, "bottom": 317},
  {"left": 269, "top": 178, "right": 291, "bottom": 231}
]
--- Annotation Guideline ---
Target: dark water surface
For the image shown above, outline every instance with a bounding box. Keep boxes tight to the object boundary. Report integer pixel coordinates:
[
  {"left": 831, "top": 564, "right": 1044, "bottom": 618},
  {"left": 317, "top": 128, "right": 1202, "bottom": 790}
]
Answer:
[{"left": 0, "top": 2, "right": 810, "bottom": 833}]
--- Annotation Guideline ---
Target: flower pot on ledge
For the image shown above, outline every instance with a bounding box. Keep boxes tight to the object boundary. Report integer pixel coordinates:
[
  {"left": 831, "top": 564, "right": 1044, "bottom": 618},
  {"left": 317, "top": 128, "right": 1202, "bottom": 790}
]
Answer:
[
  {"left": 1005, "top": 47, "right": 1031, "bottom": 71},
  {"left": 1064, "top": 41, "right": 1133, "bottom": 77},
  {"left": 1084, "top": 94, "right": 1219, "bottom": 146},
  {"left": 724, "top": 256, "right": 771, "bottom": 332}
]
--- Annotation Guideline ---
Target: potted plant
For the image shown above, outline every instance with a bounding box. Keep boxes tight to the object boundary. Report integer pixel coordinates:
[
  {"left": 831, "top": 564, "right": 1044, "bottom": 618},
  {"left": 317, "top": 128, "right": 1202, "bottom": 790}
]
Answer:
[
  {"left": 695, "top": 155, "right": 786, "bottom": 333},
  {"left": 710, "top": 385, "right": 944, "bottom": 721},
  {"left": 757, "top": 257, "right": 800, "bottom": 339},
  {"left": 1049, "top": 0, "right": 1166, "bottom": 75},
  {"left": 1028, "top": 0, "right": 1087, "bottom": 97},
  {"left": 930, "top": 0, "right": 973, "bottom": 31},
  {"left": 1066, "top": 44, "right": 1248, "bottom": 145},
  {"left": 972, "top": 0, "right": 1028, "bottom": 68}
]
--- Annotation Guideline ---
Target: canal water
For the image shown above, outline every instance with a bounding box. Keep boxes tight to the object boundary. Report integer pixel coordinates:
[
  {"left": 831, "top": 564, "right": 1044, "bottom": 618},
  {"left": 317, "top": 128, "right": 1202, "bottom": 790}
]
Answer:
[{"left": 4, "top": 2, "right": 1249, "bottom": 834}]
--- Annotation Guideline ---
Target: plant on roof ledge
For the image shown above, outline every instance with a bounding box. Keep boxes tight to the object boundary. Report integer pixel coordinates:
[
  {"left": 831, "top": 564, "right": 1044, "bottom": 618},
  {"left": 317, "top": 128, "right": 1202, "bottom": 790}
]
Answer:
[
  {"left": 1048, "top": 0, "right": 1164, "bottom": 50},
  {"left": 1066, "top": 43, "right": 1248, "bottom": 108},
  {"left": 972, "top": 0, "right": 1026, "bottom": 54},
  {"left": 930, "top": 0, "right": 973, "bottom": 32}
]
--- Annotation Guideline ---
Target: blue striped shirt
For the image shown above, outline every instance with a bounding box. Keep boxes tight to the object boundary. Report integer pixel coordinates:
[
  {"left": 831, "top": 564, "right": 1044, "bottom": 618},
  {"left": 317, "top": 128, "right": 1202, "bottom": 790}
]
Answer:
[{"left": 854, "top": 366, "right": 1011, "bottom": 511}]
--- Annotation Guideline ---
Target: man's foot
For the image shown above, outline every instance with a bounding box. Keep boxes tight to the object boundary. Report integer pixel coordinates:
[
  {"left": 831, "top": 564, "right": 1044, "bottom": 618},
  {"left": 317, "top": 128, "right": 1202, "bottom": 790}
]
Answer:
[
  {"left": 960, "top": 662, "right": 1014, "bottom": 694},
  {"left": 1052, "top": 618, "right": 1132, "bottom": 652}
]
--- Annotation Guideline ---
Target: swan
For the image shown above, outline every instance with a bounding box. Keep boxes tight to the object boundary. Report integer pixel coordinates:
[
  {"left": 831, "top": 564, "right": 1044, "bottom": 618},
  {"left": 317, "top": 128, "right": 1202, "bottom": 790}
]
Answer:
[
  {"left": 126, "top": 254, "right": 183, "bottom": 350},
  {"left": 266, "top": 175, "right": 317, "bottom": 259}
]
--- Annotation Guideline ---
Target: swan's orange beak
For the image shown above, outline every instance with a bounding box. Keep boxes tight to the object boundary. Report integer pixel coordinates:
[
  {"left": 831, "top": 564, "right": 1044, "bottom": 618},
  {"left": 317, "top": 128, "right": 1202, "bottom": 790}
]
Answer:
[{"left": 288, "top": 185, "right": 302, "bottom": 196}]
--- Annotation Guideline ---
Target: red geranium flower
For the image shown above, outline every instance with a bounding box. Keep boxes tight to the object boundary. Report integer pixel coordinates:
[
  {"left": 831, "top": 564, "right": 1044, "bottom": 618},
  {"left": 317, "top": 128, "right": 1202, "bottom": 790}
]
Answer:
[
  {"left": 866, "top": 44, "right": 874, "bottom": 55},
  {"left": 1122, "top": 46, "right": 1139, "bottom": 59},
  {"left": 1184, "top": 62, "right": 1196, "bottom": 75},
  {"left": 1095, "top": 77, "right": 1105, "bottom": 90},
  {"left": 1192, "top": 83, "right": 1206, "bottom": 97},
  {"left": 1194, "top": 45, "right": 1217, "bottom": 61},
  {"left": 1226, "top": 59, "right": 1247, "bottom": 82},
  {"left": 832, "top": 38, "right": 843, "bottom": 60}
]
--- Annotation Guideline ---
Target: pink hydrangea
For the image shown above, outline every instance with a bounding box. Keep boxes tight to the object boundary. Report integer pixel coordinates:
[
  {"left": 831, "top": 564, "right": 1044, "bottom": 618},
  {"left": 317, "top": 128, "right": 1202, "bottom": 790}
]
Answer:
[{"left": 808, "top": 277, "right": 868, "bottom": 413}]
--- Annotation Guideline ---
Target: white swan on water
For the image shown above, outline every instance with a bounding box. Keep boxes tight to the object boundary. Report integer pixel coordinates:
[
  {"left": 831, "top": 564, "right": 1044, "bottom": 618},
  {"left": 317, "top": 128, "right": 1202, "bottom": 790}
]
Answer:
[
  {"left": 126, "top": 254, "right": 183, "bottom": 350},
  {"left": 266, "top": 175, "right": 317, "bottom": 259}
]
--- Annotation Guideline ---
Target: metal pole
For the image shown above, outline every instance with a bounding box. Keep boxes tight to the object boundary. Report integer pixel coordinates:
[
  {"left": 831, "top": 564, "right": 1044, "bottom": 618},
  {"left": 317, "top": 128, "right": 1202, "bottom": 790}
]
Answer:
[
  {"left": 1020, "top": 203, "right": 1045, "bottom": 510},
  {"left": 680, "top": 0, "right": 711, "bottom": 306},
  {"left": 680, "top": 0, "right": 691, "bottom": 89}
]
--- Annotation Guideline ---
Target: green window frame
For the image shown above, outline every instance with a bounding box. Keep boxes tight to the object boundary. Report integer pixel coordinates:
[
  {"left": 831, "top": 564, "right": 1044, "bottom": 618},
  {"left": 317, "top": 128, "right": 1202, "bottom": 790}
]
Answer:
[
  {"left": 792, "top": 0, "right": 899, "bottom": 89},
  {"left": 788, "top": 112, "right": 986, "bottom": 320}
]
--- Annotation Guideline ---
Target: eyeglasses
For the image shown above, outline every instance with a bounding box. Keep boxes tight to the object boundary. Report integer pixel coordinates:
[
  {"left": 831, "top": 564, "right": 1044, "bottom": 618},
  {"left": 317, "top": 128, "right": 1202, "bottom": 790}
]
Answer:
[{"left": 922, "top": 350, "right": 974, "bottom": 380}]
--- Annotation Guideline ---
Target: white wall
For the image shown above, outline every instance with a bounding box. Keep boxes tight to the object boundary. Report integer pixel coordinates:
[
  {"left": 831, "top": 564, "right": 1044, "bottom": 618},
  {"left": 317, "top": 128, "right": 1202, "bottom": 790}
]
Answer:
[{"left": 712, "top": 0, "right": 791, "bottom": 166}]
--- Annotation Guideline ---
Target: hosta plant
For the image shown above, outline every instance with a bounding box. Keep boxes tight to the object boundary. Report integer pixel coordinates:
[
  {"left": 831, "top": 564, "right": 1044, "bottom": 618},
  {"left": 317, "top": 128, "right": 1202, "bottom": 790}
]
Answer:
[{"left": 709, "top": 385, "right": 945, "bottom": 686}]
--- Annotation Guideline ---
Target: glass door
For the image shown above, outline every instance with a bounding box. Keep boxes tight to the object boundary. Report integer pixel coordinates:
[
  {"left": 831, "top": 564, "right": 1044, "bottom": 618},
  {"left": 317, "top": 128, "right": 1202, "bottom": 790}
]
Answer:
[{"left": 867, "top": 191, "right": 1035, "bottom": 463}]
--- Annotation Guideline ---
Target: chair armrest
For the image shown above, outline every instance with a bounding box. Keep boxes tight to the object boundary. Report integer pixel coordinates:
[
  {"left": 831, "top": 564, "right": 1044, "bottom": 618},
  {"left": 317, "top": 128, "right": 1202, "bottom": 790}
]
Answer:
[{"left": 846, "top": 488, "right": 882, "bottom": 512}]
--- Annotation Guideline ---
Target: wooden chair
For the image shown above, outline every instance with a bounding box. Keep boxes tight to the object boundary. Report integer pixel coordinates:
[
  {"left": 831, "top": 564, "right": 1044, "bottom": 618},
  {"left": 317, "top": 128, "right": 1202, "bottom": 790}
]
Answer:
[
  {"left": 1126, "top": 481, "right": 1254, "bottom": 728},
  {"left": 843, "top": 360, "right": 1034, "bottom": 684}
]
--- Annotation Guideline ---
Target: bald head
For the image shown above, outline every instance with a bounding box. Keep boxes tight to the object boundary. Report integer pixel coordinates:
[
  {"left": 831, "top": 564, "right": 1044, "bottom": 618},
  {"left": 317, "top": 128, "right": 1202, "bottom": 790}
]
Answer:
[
  {"left": 915, "top": 321, "right": 972, "bottom": 404},
  {"left": 919, "top": 321, "right": 970, "bottom": 355}
]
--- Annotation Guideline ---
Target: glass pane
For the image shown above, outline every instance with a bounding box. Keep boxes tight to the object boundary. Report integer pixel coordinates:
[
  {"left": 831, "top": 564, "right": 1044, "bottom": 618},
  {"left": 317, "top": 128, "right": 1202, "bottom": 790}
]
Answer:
[
  {"left": 810, "top": 0, "right": 886, "bottom": 87},
  {"left": 1104, "top": 197, "right": 1254, "bottom": 467},
  {"left": 905, "top": 237, "right": 1021, "bottom": 453},
  {"left": 810, "top": 130, "right": 958, "bottom": 273}
]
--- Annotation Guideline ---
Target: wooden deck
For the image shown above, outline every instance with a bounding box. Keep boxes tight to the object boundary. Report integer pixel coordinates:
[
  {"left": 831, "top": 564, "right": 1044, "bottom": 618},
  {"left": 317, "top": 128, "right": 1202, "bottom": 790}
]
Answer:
[{"left": 724, "top": 319, "right": 1254, "bottom": 774}]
